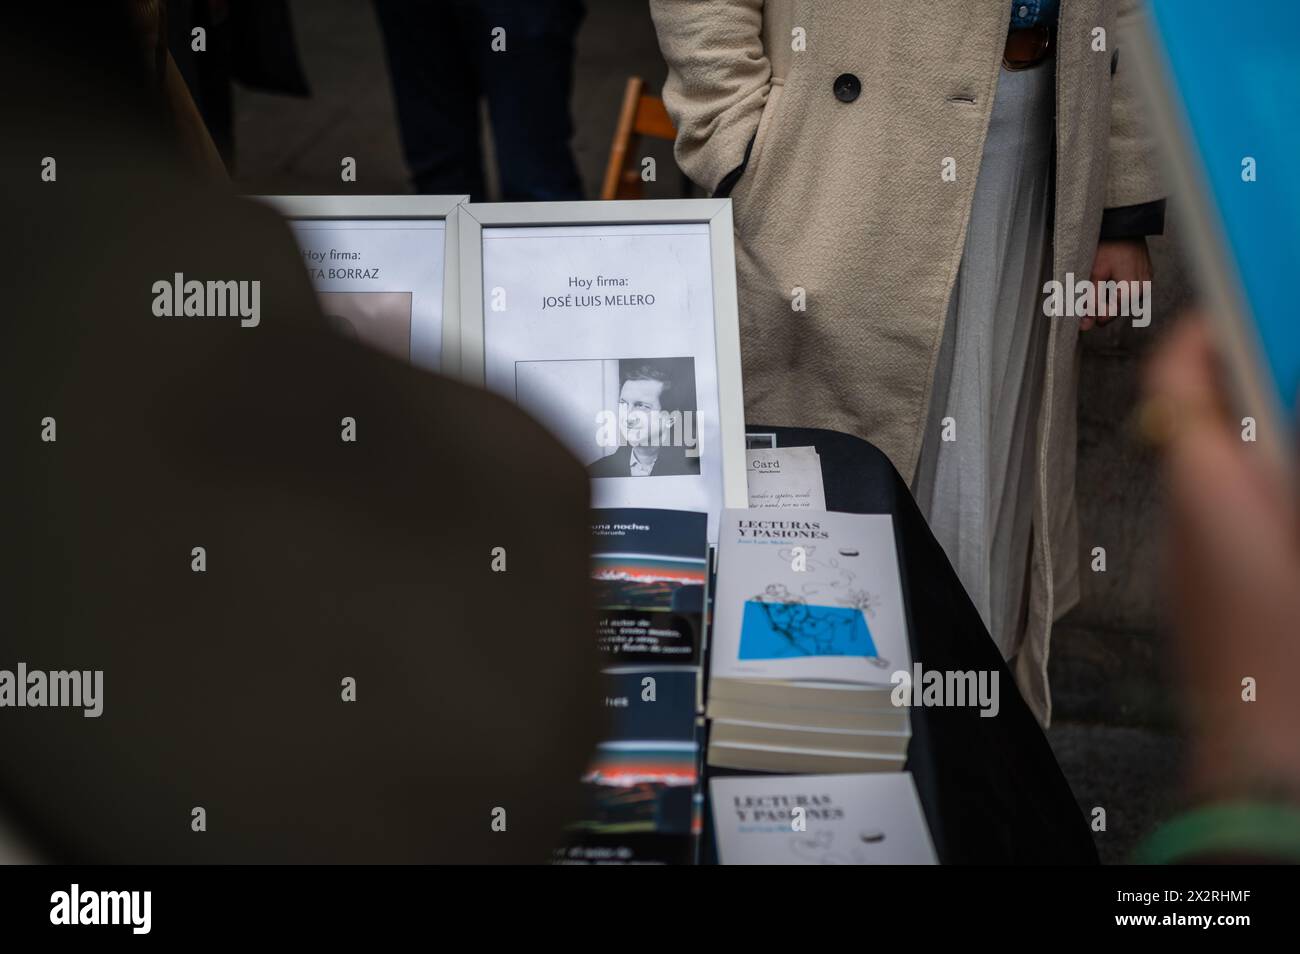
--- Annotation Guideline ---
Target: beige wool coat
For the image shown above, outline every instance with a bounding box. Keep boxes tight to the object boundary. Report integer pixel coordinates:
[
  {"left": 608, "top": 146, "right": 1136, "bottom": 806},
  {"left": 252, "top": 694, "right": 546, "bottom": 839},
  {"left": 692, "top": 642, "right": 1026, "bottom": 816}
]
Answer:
[{"left": 650, "top": 0, "right": 1163, "bottom": 724}]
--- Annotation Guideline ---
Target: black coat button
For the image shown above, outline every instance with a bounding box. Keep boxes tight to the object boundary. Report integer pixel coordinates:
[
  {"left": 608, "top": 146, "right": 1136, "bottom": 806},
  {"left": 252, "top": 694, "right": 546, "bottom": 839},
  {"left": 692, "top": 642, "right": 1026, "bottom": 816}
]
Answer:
[{"left": 833, "top": 72, "right": 861, "bottom": 103}]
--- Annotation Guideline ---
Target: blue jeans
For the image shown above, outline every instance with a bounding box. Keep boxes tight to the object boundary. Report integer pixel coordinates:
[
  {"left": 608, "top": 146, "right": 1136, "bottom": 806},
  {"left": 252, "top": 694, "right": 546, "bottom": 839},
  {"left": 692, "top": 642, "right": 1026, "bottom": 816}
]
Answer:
[{"left": 373, "top": 0, "right": 586, "bottom": 201}]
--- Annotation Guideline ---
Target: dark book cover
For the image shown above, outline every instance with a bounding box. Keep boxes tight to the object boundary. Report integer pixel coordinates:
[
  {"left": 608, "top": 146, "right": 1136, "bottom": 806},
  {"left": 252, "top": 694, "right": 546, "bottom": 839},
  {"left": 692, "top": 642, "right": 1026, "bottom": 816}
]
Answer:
[
  {"left": 590, "top": 508, "right": 708, "bottom": 665},
  {"left": 556, "top": 669, "right": 699, "bottom": 866}
]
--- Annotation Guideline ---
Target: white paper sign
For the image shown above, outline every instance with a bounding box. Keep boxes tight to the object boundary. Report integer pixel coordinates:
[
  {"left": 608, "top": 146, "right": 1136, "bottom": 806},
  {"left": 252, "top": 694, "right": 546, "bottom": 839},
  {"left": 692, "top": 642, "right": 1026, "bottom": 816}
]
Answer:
[
  {"left": 746, "top": 446, "right": 826, "bottom": 510},
  {"left": 710, "top": 772, "right": 936, "bottom": 865},
  {"left": 289, "top": 219, "right": 446, "bottom": 368},
  {"left": 481, "top": 223, "right": 724, "bottom": 539}
]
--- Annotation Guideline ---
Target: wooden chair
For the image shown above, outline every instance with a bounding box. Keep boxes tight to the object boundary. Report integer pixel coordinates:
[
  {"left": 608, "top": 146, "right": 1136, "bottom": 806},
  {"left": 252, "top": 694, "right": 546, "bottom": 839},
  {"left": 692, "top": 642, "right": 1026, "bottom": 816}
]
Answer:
[{"left": 600, "top": 76, "right": 690, "bottom": 200}]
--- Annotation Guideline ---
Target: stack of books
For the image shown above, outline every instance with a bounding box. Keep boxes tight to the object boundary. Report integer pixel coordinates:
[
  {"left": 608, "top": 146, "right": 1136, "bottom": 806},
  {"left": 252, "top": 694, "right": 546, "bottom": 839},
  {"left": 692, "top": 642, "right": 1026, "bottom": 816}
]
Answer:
[
  {"left": 706, "top": 509, "right": 911, "bottom": 774},
  {"left": 557, "top": 508, "right": 708, "bottom": 865}
]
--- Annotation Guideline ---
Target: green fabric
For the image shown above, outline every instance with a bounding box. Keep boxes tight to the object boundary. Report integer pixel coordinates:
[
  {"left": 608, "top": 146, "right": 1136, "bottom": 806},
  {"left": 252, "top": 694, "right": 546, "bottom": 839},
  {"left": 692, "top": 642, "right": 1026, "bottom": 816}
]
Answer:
[{"left": 1135, "top": 801, "right": 1300, "bottom": 864}]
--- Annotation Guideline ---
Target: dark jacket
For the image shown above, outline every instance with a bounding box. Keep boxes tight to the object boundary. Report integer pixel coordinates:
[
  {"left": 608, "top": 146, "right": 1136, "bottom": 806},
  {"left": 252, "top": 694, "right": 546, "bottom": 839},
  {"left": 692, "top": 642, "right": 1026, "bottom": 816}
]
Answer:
[{"left": 587, "top": 444, "right": 701, "bottom": 478}]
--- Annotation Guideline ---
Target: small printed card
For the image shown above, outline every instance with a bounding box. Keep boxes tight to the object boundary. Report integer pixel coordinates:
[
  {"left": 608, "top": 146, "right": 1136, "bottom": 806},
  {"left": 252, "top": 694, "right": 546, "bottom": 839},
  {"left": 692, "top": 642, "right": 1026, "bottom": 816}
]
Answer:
[{"left": 745, "top": 446, "right": 826, "bottom": 511}]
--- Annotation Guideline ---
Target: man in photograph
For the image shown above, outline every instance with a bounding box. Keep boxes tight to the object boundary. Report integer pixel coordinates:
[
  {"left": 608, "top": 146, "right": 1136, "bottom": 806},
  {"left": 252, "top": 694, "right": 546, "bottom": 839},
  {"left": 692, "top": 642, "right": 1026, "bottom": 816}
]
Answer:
[{"left": 589, "top": 362, "right": 700, "bottom": 478}]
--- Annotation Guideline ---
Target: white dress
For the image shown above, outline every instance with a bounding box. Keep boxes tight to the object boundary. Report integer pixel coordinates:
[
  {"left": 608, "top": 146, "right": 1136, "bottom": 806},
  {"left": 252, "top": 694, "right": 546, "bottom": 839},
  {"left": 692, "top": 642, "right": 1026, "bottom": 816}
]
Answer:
[{"left": 911, "top": 54, "right": 1055, "bottom": 660}]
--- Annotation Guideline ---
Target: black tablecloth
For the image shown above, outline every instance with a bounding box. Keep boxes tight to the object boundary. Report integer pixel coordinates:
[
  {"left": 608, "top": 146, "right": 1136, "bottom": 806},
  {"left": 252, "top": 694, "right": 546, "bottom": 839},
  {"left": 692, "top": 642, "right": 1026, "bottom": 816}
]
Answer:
[{"left": 702, "top": 426, "right": 1097, "bottom": 864}]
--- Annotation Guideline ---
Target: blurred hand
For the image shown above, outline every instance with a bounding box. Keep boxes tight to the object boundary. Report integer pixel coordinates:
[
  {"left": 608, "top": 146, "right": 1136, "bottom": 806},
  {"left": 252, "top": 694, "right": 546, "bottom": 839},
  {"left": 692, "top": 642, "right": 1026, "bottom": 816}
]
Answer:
[
  {"left": 1143, "top": 316, "right": 1300, "bottom": 802},
  {"left": 1083, "top": 238, "right": 1153, "bottom": 330}
]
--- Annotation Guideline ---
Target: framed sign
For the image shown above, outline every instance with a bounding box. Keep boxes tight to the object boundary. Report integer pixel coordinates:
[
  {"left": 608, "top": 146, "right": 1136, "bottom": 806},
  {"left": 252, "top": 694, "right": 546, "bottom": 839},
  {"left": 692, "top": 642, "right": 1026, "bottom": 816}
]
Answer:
[
  {"left": 257, "top": 195, "right": 467, "bottom": 374},
  {"left": 458, "top": 199, "right": 747, "bottom": 541}
]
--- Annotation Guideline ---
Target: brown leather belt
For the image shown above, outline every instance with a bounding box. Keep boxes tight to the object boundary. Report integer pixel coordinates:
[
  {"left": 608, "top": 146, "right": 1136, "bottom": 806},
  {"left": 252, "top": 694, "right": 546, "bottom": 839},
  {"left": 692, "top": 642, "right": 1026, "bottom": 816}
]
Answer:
[{"left": 1004, "top": 23, "right": 1054, "bottom": 71}]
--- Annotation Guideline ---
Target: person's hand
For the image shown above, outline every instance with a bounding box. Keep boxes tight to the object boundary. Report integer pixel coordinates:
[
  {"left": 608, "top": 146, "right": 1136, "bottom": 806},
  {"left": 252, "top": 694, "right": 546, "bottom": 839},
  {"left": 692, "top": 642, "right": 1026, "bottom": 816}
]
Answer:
[
  {"left": 1142, "top": 316, "right": 1300, "bottom": 802},
  {"left": 1082, "top": 238, "right": 1153, "bottom": 330}
]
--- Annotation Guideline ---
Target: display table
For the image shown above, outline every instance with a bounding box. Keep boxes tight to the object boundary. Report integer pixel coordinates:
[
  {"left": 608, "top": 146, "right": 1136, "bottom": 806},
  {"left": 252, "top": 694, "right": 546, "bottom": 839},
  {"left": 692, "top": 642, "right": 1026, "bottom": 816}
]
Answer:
[{"left": 702, "top": 425, "right": 1098, "bottom": 864}]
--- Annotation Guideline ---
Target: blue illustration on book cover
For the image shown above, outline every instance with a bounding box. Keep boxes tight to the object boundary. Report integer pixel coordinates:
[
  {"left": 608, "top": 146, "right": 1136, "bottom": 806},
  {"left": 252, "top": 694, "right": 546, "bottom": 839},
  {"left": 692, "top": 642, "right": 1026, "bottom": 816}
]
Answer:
[
  {"left": 739, "top": 592, "right": 878, "bottom": 661},
  {"left": 712, "top": 510, "right": 909, "bottom": 684},
  {"left": 737, "top": 541, "right": 891, "bottom": 667}
]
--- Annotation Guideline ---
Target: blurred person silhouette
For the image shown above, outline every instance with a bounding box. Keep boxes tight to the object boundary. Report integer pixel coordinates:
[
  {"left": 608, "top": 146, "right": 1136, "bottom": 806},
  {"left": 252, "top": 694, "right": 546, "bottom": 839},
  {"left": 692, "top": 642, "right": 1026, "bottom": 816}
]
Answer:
[
  {"left": 161, "top": 0, "right": 313, "bottom": 170},
  {"left": 372, "top": 0, "right": 586, "bottom": 200},
  {"left": 1136, "top": 316, "right": 1300, "bottom": 863},
  {"left": 127, "top": 0, "right": 229, "bottom": 177},
  {"left": 1, "top": 5, "right": 600, "bottom": 863}
]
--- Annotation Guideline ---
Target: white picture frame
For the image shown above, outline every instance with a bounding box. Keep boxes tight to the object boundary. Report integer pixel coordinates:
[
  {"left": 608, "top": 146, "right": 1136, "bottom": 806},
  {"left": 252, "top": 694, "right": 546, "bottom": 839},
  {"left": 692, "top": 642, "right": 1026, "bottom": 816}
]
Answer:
[
  {"left": 457, "top": 199, "right": 748, "bottom": 540},
  {"left": 255, "top": 194, "right": 468, "bottom": 375}
]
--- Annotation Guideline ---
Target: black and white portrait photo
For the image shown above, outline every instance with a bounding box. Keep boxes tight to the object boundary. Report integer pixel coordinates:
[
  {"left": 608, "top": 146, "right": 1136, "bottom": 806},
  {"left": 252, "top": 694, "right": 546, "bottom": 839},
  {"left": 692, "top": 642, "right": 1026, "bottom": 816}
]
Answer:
[
  {"left": 587, "top": 357, "right": 700, "bottom": 478},
  {"left": 514, "top": 356, "right": 700, "bottom": 479},
  {"left": 317, "top": 290, "right": 413, "bottom": 361}
]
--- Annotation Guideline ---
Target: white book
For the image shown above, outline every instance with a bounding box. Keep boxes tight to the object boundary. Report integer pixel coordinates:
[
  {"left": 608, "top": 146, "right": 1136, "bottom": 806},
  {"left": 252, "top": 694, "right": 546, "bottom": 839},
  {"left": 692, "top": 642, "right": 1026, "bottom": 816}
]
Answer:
[
  {"left": 706, "top": 742, "right": 905, "bottom": 775},
  {"left": 710, "top": 510, "right": 910, "bottom": 685},
  {"left": 710, "top": 772, "right": 936, "bottom": 865},
  {"left": 707, "top": 695, "right": 909, "bottom": 733},
  {"left": 707, "top": 678, "right": 899, "bottom": 711},
  {"left": 710, "top": 719, "right": 910, "bottom": 757}
]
